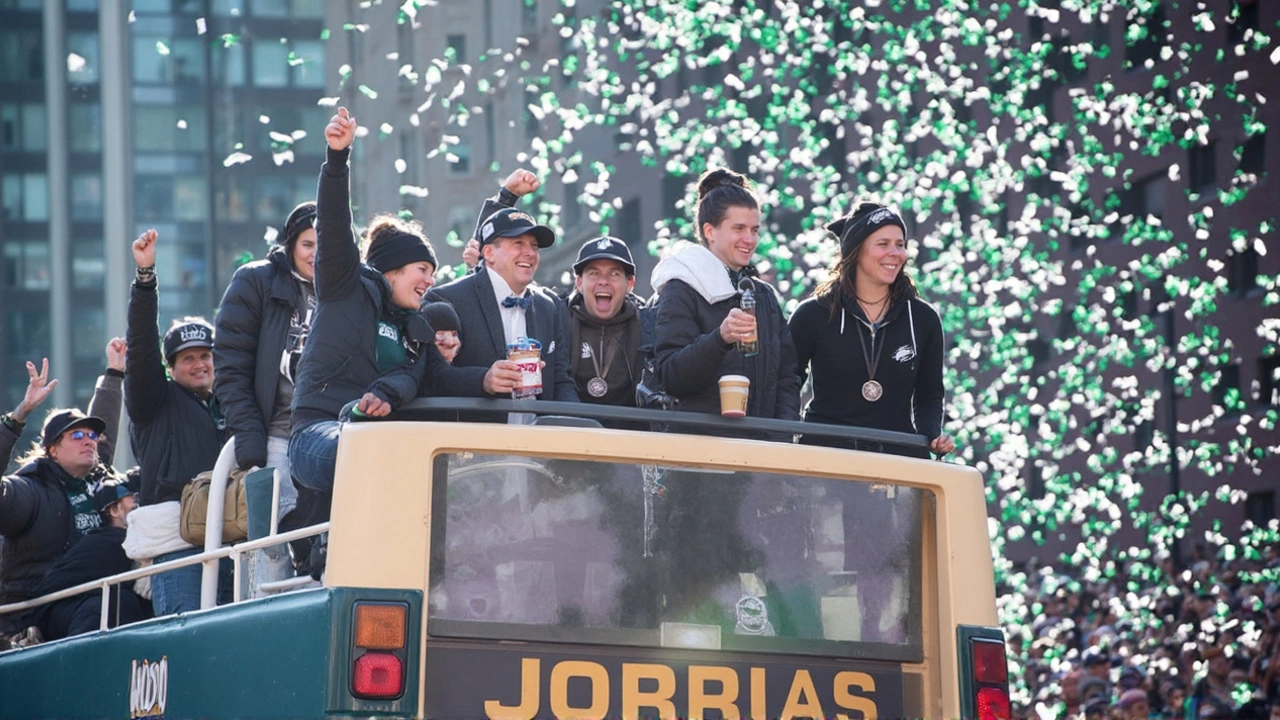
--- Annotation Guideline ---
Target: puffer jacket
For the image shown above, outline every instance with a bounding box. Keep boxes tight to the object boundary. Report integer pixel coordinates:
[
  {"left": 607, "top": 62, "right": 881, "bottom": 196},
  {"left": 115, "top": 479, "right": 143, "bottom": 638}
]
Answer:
[
  {"left": 0, "top": 459, "right": 93, "bottom": 620},
  {"left": 214, "top": 247, "right": 310, "bottom": 469},
  {"left": 291, "top": 146, "right": 486, "bottom": 432},
  {"left": 651, "top": 243, "right": 801, "bottom": 421}
]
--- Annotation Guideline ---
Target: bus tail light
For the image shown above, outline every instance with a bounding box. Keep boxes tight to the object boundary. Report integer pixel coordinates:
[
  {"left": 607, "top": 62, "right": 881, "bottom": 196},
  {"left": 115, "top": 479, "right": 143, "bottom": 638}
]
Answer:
[
  {"left": 352, "top": 652, "right": 404, "bottom": 699},
  {"left": 960, "top": 628, "right": 1011, "bottom": 720},
  {"left": 976, "top": 686, "right": 1011, "bottom": 720},
  {"left": 355, "top": 603, "right": 406, "bottom": 650},
  {"left": 351, "top": 601, "right": 409, "bottom": 700}
]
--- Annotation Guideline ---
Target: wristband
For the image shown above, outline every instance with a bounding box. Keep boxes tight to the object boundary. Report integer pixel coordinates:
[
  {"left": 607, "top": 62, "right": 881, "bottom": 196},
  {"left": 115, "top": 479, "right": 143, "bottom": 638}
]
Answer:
[
  {"left": 1, "top": 413, "right": 25, "bottom": 433},
  {"left": 498, "top": 187, "right": 519, "bottom": 205},
  {"left": 105, "top": 368, "right": 125, "bottom": 378},
  {"left": 135, "top": 265, "right": 156, "bottom": 285}
]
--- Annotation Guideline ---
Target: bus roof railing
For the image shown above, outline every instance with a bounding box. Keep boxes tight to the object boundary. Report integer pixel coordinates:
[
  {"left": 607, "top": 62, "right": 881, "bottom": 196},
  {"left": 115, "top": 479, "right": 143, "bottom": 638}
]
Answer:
[{"left": 381, "top": 397, "right": 930, "bottom": 451}]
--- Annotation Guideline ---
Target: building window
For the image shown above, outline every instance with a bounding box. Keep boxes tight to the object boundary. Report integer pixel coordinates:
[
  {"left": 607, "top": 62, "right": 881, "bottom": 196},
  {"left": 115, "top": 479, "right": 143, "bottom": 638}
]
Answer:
[
  {"left": 212, "top": 42, "right": 246, "bottom": 87},
  {"left": 522, "top": 0, "right": 538, "bottom": 35},
  {"left": 72, "top": 238, "right": 105, "bottom": 291},
  {"left": 1238, "top": 132, "right": 1265, "bottom": 176},
  {"left": 252, "top": 0, "right": 288, "bottom": 17},
  {"left": 1188, "top": 141, "right": 1217, "bottom": 194},
  {"left": 523, "top": 89, "right": 541, "bottom": 137},
  {"left": 1228, "top": 0, "right": 1260, "bottom": 48},
  {"left": 1, "top": 173, "right": 49, "bottom": 221},
  {"left": 448, "top": 140, "right": 472, "bottom": 175},
  {"left": 1213, "top": 362, "right": 1241, "bottom": 410},
  {"left": 3, "top": 239, "right": 51, "bottom": 290},
  {"left": 69, "top": 103, "right": 102, "bottom": 152},
  {"left": 1228, "top": 247, "right": 1259, "bottom": 297},
  {"left": 0, "top": 29, "right": 44, "bottom": 82},
  {"left": 615, "top": 197, "right": 641, "bottom": 247},
  {"left": 133, "top": 37, "right": 205, "bottom": 84},
  {"left": 67, "top": 31, "right": 100, "bottom": 84},
  {"left": 1257, "top": 356, "right": 1280, "bottom": 407},
  {"left": 135, "top": 105, "right": 206, "bottom": 153},
  {"left": 662, "top": 173, "right": 685, "bottom": 219},
  {"left": 71, "top": 174, "right": 103, "bottom": 220},
  {"left": 1124, "top": 3, "right": 1167, "bottom": 70},
  {"left": 446, "top": 34, "right": 466, "bottom": 63},
  {"left": 0, "top": 103, "right": 46, "bottom": 151},
  {"left": 290, "top": 40, "right": 325, "bottom": 88},
  {"left": 563, "top": 179, "right": 581, "bottom": 229},
  {"left": 251, "top": 40, "right": 290, "bottom": 88},
  {"left": 1245, "top": 491, "right": 1275, "bottom": 528}
]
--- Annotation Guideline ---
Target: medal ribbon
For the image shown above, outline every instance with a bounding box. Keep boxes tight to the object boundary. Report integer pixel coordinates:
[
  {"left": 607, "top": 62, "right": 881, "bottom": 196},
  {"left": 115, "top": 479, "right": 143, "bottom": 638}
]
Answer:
[
  {"left": 587, "top": 326, "right": 618, "bottom": 387},
  {"left": 854, "top": 315, "right": 886, "bottom": 386}
]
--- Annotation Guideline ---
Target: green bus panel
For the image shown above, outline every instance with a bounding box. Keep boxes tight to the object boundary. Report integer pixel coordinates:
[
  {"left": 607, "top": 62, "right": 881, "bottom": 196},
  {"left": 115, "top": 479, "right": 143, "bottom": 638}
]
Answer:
[{"left": 0, "top": 587, "right": 422, "bottom": 720}]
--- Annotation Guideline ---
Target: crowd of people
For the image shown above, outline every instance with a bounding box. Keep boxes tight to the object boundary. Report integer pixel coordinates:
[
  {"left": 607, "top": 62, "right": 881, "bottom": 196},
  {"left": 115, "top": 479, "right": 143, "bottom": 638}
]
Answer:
[
  {"left": 0, "top": 106, "right": 952, "bottom": 648},
  {"left": 1009, "top": 545, "right": 1280, "bottom": 720}
]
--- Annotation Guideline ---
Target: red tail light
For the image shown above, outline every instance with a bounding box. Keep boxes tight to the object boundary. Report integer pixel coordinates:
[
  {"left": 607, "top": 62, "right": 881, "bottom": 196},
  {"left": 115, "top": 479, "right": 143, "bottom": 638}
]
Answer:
[
  {"left": 969, "top": 636, "right": 1011, "bottom": 720},
  {"left": 352, "top": 651, "right": 404, "bottom": 699},
  {"left": 972, "top": 638, "right": 1009, "bottom": 684},
  {"left": 976, "top": 686, "right": 1012, "bottom": 720}
]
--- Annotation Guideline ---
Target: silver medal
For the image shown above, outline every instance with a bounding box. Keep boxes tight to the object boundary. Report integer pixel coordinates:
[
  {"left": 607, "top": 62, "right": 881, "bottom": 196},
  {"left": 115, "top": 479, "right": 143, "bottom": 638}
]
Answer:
[
  {"left": 587, "top": 376, "right": 608, "bottom": 398},
  {"left": 862, "top": 379, "right": 883, "bottom": 402}
]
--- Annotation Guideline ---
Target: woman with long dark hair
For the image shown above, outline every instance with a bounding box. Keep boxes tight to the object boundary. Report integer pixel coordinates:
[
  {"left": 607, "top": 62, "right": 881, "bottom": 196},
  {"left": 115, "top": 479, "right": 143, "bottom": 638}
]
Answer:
[
  {"left": 649, "top": 167, "right": 800, "bottom": 421},
  {"left": 789, "top": 201, "right": 954, "bottom": 457}
]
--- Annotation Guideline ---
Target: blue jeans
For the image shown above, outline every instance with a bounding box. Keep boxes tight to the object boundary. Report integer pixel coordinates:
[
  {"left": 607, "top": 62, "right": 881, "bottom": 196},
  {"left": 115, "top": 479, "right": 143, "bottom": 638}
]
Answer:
[
  {"left": 151, "top": 548, "right": 232, "bottom": 616},
  {"left": 288, "top": 420, "right": 341, "bottom": 493}
]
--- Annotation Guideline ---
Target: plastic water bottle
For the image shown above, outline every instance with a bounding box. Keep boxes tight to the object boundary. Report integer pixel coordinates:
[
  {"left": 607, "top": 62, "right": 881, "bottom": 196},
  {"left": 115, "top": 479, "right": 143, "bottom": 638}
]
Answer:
[{"left": 738, "top": 279, "right": 759, "bottom": 357}]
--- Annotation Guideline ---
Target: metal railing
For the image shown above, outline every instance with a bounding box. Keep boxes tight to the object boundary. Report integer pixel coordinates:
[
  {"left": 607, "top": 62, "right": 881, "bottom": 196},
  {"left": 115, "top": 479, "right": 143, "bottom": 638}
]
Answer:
[{"left": 0, "top": 436, "right": 325, "bottom": 635}]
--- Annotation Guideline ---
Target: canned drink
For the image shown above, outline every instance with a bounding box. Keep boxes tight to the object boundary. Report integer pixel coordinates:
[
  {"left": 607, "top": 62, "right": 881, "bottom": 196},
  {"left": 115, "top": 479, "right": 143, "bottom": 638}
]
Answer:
[{"left": 507, "top": 337, "right": 543, "bottom": 399}]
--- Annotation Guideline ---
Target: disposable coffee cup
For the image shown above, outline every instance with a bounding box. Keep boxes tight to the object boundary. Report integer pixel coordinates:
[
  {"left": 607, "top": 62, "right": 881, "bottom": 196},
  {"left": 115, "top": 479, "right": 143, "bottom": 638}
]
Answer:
[
  {"left": 718, "top": 374, "right": 750, "bottom": 417},
  {"left": 508, "top": 341, "right": 543, "bottom": 399}
]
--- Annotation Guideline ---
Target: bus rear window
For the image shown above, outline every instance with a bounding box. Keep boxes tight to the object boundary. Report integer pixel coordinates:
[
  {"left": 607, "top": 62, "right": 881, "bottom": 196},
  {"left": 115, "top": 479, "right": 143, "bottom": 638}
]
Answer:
[{"left": 427, "top": 453, "right": 927, "bottom": 662}]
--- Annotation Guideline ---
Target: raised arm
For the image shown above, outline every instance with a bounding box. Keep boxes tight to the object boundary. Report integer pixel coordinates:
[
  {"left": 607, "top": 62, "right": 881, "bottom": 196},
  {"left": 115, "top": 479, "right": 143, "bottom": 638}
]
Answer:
[
  {"left": 124, "top": 229, "right": 171, "bottom": 427},
  {"left": 464, "top": 169, "right": 540, "bottom": 269},
  {"left": 314, "top": 107, "right": 361, "bottom": 302},
  {"left": 1, "top": 358, "right": 58, "bottom": 470},
  {"left": 87, "top": 338, "right": 126, "bottom": 467}
]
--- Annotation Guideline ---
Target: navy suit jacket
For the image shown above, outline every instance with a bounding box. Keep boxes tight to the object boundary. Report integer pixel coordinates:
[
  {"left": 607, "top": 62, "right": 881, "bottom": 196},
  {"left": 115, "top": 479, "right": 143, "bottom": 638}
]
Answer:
[{"left": 430, "top": 271, "right": 579, "bottom": 402}]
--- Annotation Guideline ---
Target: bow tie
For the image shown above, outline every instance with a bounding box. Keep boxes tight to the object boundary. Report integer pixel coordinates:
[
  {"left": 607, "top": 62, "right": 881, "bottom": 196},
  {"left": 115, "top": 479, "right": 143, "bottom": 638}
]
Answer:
[{"left": 502, "top": 295, "right": 532, "bottom": 310}]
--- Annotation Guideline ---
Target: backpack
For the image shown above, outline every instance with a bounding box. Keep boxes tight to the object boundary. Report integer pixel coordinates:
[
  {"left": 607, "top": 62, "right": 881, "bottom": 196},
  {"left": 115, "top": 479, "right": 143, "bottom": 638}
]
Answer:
[{"left": 634, "top": 299, "right": 677, "bottom": 411}]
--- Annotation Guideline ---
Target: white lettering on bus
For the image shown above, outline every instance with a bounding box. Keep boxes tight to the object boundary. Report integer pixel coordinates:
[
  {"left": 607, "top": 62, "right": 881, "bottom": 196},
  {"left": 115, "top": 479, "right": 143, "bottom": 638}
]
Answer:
[
  {"left": 482, "top": 658, "right": 879, "bottom": 720},
  {"left": 129, "top": 657, "right": 167, "bottom": 719}
]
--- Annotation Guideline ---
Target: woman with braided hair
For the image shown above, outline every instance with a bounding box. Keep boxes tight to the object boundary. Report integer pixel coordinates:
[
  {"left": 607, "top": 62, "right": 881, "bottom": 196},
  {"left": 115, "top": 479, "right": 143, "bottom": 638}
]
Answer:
[
  {"left": 649, "top": 167, "right": 800, "bottom": 422},
  {"left": 788, "top": 201, "right": 955, "bottom": 458}
]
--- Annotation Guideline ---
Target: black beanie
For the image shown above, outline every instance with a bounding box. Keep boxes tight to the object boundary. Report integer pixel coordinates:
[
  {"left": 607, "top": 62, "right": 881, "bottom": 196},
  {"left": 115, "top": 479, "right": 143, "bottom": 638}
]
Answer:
[
  {"left": 365, "top": 231, "right": 438, "bottom": 274},
  {"left": 826, "top": 203, "right": 907, "bottom": 258},
  {"left": 281, "top": 202, "right": 317, "bottom": 248},
  {"left": 422, "top": 301, "right": 461, "bottom": 334}
]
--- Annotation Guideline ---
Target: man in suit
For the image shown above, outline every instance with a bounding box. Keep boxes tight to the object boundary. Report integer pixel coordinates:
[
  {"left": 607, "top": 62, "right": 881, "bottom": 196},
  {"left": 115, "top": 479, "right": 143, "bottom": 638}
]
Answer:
[{"left": 431, "top": 207, "right": 579, "bottom": 402}]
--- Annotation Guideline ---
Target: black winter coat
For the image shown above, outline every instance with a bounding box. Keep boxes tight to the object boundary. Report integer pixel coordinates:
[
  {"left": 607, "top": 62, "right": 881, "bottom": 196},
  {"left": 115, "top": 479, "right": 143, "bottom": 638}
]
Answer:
[
  {"left": 291, "top": 146, "right": 486, "bottom": 432},
  {"left": 0, "top": 459, "right": 90, "bottom": 613},
  {"left": 789, "top": 293, "right": 945, "bottom": 453},
  {"left": 126, "top": 281, "right": 227, "bottom": 506},
  {"left": 214, "top": 247, "right": 309, "bottom": 469},
  {"left": 34, "top": 525, "right": 134, "bottom": 598},
  {"left": 653, "top": 278, "right": 801, "bottom": 421}
]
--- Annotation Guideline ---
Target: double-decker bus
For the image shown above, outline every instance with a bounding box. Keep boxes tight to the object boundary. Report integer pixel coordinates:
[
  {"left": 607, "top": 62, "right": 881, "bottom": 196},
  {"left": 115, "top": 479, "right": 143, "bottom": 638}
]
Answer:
[{"left": 0, "top": 399, "right": 1008, "bottom": 719}]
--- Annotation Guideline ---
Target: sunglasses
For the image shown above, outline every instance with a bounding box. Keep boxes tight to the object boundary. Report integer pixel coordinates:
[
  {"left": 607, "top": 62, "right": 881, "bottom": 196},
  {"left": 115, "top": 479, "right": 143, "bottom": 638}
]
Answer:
[{"left": 67, "top": 430, "right": 101, "bottom": 441}]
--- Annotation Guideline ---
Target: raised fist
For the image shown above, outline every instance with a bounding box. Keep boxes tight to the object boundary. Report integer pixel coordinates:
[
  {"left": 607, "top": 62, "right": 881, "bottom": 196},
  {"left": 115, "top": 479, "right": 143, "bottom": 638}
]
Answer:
[
  {"left": 325, "top": 106, "right": 357, "bottom": 151},
  {"left": 503, "top": 169, "right": 540, "bottom": 197},
  {"left": 132, "top": 229, "right": 158, "bottom": 268}
]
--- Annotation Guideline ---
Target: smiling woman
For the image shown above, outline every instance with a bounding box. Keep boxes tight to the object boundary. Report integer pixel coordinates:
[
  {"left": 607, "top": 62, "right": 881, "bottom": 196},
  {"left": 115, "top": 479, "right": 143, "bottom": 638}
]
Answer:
[
  {"left": 788, "top": 202, "right": 955, "bottom": 459},
  {"left": 648, "top": 168, "right": 801, "bottom": 425}
]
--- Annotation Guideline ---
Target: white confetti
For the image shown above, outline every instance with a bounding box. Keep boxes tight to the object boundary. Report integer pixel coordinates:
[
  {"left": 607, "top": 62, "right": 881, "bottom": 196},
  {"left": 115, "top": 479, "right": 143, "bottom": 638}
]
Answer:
[{"left": 222, "top": 151, "right": 253, "bottom": 167}]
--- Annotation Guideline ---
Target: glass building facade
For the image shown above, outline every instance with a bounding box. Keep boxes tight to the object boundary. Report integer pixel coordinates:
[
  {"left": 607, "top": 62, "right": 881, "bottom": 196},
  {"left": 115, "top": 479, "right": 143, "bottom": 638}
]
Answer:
[{"left": 0, "top": 0, "right": 326, "bottom": 467}]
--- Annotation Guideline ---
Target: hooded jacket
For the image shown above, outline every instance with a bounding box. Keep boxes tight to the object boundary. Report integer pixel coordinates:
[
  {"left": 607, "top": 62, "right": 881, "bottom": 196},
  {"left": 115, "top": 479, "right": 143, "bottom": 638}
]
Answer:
[
  {"left": 789, "top": 292, "right": 945, "bottom": 453},
  {"left": 566, "top": 292, "right": 643, "bottom": 409},
  {"left": 291, "top": 146, "right": 486, "bottom": 432},
  {"left": 126, "top": 280, "right": 227, "bottom": 506},
  {"left": 214, "top": 246, "right": 312, "bottom": 469},
  {"left": 650, "top": 243, "right": 801, "bottom": 422}
]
